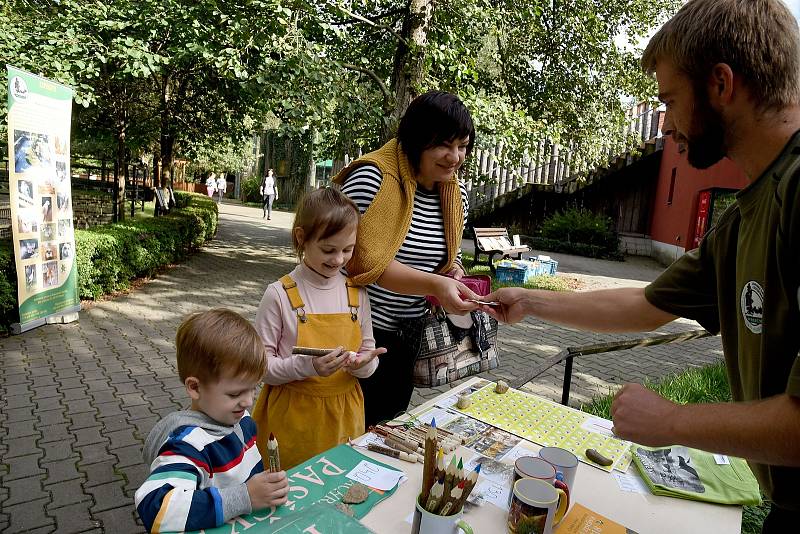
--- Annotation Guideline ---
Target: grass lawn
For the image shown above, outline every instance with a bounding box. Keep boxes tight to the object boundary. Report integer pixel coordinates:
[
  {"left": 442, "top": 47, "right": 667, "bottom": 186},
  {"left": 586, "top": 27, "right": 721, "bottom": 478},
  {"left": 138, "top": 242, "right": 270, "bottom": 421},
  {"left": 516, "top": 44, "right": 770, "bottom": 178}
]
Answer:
[
  {"left": 133, "top": 201, "right": 155, "bottom": 219},
  {"left": 580, "top": 362, "right": 770, "bottom": 533}
]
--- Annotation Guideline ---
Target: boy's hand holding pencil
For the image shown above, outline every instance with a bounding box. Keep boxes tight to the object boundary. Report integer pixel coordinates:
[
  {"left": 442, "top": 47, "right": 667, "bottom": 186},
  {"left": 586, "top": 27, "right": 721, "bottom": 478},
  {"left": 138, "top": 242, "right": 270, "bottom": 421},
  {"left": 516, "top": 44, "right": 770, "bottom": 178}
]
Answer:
[{"left": 246, "top": 470, "right": 288, "bottom": 510}]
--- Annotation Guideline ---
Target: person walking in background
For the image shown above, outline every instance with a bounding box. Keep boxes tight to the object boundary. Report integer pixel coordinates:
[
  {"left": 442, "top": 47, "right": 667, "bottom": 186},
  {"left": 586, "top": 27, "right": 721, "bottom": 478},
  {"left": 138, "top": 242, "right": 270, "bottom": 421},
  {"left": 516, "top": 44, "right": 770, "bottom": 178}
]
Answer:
[
  {"left": 260, "top": 168, "right": 278, "bottom": 219},
  {"left": 205, "top": 172, "right": 216, "bottom": 198},
  {"left": 216, "top": 172, "right": 227, "bottom": 204},
  {"left": 334, "top": 91, "right": 480, "bottom": 427}
]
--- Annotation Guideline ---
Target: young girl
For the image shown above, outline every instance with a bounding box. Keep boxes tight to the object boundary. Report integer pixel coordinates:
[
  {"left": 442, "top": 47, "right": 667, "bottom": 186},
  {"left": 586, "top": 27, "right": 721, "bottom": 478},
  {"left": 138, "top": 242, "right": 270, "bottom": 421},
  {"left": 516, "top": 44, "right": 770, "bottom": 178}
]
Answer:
[{"left": 253, "top": 187, "right": 386, "bottom": 469}]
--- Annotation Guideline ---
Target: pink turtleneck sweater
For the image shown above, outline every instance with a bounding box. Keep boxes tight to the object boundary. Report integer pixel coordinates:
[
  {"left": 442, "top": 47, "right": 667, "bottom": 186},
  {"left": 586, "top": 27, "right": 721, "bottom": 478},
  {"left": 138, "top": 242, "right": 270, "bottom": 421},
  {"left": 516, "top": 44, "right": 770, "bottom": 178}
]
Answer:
[{"left": 255, "top": 263, "right": 379, "bottom": 385}]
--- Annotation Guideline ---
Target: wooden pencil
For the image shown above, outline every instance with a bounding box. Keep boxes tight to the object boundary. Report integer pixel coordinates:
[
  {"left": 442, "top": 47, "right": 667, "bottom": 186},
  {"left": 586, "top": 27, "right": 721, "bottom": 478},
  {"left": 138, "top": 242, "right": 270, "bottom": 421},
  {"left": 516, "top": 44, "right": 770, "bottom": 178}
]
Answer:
[
  {"left": 452, "top": 463, "right": 481, "bottom": 514},
  {"left": 439, "top": 482, "right": 464, "bottom": 516},
  {"left": 267, "top": 433, "right": 280, "bottom": 473},
  {"left": 440, "top": 454, "right": 458, "bottom": 511},
  {"left": 433, "top": 447, "right": 445, "bottom": 481},
  {"left": 419, "top": 418, "right": 438, "bottom": 504},
  {"left": 425, "top": 474, "right": 445, "bottom": 512}
]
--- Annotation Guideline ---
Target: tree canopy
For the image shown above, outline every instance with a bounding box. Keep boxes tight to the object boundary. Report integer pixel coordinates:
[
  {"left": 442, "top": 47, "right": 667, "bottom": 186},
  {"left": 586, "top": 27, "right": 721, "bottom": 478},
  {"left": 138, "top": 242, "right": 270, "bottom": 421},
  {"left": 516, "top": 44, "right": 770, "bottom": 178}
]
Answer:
[{"left": 2, "top": 0, "right": 680, "bottom": 202}]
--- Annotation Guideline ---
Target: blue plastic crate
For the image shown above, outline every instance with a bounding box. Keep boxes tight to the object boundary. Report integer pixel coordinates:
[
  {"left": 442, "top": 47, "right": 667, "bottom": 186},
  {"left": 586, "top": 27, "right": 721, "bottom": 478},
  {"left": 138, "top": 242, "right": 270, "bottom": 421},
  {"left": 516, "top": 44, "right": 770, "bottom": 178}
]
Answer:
[{"left": 495, "top": 257, "right": 558, "bottom": 285}]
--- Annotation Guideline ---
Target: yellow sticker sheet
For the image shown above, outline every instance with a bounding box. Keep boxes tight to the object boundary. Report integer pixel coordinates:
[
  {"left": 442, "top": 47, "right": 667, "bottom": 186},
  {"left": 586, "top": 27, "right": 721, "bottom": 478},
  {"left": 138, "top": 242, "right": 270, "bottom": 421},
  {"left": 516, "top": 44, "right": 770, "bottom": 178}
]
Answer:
[{"left": 457, "top": 383, "right": 632, "bottom": 472}]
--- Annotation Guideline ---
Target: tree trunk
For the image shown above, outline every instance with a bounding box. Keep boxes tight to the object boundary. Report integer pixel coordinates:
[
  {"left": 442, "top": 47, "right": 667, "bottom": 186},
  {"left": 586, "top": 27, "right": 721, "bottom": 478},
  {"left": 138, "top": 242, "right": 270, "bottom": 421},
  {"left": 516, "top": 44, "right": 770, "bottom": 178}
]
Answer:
[{"left": 382, "top": 0, "right": 434, "bottom": 142}]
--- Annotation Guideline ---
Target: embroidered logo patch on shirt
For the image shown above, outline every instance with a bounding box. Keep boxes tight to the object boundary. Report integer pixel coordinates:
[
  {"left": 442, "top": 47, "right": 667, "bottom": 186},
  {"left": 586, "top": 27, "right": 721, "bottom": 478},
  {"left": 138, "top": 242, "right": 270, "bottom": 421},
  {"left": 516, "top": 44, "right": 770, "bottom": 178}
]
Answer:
[{"left": 740, "top": 281, "right": 764, "bottom": 334}]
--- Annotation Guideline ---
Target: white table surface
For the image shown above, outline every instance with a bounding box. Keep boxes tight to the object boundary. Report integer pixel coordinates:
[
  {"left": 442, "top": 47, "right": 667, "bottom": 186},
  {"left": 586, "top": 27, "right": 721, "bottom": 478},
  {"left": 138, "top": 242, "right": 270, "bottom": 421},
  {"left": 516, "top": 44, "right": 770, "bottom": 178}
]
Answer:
[{"left": 359, "top": 377, "right": 741, "bottom": 534}]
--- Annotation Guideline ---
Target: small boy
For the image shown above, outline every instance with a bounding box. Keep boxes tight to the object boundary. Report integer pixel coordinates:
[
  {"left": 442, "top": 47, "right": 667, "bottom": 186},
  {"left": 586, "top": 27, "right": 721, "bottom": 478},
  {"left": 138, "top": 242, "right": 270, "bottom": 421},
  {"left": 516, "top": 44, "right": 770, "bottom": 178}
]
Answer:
[{"left": 135, "top": 309, "right": 289, "bottom": 533}]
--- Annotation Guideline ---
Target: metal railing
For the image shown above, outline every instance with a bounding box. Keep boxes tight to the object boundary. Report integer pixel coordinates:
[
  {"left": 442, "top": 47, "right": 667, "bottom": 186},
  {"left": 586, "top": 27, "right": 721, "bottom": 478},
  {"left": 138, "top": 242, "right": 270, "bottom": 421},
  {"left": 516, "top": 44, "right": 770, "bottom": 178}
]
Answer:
[{"left": 510, "top": 329, "right": 715, "bottom": 406}]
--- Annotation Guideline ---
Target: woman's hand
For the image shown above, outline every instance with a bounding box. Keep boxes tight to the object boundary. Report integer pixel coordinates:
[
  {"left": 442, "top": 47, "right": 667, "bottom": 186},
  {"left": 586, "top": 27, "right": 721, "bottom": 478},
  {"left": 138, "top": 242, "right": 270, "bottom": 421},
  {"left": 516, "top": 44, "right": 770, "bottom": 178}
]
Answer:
[
  {"left": 312, "top": 347, "right": 348, "bottom": 377},
  {"left": 446, "top": 262, "right": 466, "bottom": 281},
  {"left": 345, "top": 347, "right": 388, "bottom": 371},
  {"left": 432, "top": 276, "right": 480, "bottom": 314}
]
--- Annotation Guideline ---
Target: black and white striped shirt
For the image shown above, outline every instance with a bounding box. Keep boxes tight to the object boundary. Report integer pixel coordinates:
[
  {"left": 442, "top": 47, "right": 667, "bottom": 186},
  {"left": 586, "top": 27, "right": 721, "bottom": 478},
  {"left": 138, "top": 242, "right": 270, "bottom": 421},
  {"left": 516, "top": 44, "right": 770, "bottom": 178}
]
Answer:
[{"left": 341, "top": 164, "right": 468, "bottom": 331}]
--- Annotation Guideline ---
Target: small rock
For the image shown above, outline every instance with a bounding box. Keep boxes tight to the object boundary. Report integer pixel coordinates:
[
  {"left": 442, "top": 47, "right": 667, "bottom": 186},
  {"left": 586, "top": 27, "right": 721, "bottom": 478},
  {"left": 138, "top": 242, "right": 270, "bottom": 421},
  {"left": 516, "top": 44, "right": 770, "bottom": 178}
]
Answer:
[
  {"left": 335, "top": 502, "right": 355, "bottom": 516},
  {"left": 495, "top": 380, "right": 509, "bottom": 394},
  {"left": 342, "top": 482, "right": 370, "bottom": 504},
  {"left": 456, "top": 393, "right": 472, "bottom": 409}
]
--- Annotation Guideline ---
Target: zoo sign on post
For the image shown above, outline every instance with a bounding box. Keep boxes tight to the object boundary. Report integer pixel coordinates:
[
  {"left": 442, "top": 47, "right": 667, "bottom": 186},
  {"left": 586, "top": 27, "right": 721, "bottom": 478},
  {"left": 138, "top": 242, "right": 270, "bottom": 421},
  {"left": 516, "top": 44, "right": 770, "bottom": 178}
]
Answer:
[{"left": 6, "top": 66, "right": 79, "bottom": 334}]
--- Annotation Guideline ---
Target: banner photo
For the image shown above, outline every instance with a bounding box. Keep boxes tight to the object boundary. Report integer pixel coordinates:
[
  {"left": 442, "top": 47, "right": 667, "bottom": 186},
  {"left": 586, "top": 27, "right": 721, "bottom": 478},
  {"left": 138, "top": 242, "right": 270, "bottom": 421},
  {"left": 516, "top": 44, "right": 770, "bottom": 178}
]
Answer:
[
  {"left": 6, "top": 65, "right": 79, "bottom": 333},
  {"left": 195, "top": 444, "right": 402, "bottom": 533}
]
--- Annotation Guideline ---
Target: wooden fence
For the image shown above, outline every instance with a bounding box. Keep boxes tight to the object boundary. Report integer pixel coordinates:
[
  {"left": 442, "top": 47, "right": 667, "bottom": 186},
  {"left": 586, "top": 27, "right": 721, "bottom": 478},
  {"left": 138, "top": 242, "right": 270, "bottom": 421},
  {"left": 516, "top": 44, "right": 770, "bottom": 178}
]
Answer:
[{"left": 466, "top": 102, "right": 664, "bottom": 208}]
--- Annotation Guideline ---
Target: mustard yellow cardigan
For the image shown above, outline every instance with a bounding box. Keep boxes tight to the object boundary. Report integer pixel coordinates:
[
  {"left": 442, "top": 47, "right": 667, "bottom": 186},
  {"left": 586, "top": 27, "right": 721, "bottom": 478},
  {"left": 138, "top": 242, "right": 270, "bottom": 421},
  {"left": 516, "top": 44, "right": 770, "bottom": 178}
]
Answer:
[{"left": 333, "top": 139, "right": 464, "bottom": 286}]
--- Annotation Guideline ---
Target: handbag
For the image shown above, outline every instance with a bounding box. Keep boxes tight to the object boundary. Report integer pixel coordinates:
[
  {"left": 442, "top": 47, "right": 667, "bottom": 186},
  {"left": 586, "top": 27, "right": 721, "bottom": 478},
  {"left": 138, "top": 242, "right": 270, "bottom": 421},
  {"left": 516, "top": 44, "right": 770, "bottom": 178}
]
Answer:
[{"left": 398, "top": 275, "right": 500, "bottom": 388}]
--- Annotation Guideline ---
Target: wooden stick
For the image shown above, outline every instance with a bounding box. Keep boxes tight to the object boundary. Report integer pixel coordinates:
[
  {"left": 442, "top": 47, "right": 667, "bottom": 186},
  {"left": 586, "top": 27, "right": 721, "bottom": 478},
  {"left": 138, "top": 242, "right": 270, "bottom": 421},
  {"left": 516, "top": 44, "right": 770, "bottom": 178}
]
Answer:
[
  {"left": 367, "top": 443, "right": 417, "bottom": 463},
  {"left": 291, "top": 346, "right": 338, "bottom": 356},
  {"left": 385, "top": 437, "right": 422, "bottom": 461}
]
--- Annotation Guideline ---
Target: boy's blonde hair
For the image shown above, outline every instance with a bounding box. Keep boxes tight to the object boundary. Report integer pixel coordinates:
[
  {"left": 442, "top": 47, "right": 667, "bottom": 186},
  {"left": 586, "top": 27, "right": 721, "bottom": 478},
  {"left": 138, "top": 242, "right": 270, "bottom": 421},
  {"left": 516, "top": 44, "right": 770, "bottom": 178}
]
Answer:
[
  {"left": 176, "top": 308, "right": 266, "bottom": 383},
  {"left": 292, "top": 187, "right": 360, "bottom": 260},
  {"left": 642, "top": 0, "right": 800, "bottom": 111}
]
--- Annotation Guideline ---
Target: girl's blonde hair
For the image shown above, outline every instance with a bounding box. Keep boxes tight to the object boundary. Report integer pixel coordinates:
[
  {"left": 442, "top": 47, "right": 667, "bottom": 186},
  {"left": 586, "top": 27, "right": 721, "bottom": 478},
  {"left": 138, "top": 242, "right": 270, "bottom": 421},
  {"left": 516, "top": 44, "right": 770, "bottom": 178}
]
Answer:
[{"left": 292, "top": 187, "right": 360, "bottom": 258}]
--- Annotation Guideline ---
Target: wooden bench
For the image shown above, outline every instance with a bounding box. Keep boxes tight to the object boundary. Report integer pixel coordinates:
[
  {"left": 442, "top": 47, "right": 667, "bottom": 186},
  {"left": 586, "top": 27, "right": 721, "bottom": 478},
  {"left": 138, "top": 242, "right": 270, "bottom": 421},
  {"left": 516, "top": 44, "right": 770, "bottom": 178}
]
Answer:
[{"left": 471, "top": 227, "right": 530, "bottom": 273}]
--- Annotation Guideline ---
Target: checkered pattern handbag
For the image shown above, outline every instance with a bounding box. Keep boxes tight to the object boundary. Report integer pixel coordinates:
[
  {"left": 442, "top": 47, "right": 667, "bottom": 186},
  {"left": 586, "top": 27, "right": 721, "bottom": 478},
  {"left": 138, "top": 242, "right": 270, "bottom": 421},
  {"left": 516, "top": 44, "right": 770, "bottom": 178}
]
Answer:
[{"left": 399, "top": 307, "right": 500, "bottom": 388}]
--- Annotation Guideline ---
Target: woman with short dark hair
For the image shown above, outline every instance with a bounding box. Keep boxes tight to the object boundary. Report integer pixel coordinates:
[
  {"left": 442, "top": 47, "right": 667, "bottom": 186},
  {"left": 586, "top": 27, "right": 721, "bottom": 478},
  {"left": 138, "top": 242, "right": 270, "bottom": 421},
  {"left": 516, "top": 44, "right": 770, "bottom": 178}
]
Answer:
[{"left": 333, "top": 91, "right": 480, "bottom": 426}]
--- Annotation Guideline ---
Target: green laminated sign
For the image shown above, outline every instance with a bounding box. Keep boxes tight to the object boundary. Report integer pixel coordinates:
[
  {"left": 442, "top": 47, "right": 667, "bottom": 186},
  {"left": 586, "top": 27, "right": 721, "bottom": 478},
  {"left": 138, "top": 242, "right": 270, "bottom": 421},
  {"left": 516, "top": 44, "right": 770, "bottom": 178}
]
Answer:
[
  {"left": 194, "top": 445, "right": 401, "bottom": 533},
  {"left": 6, "top": 65, "right": 79, "bottom": 333}
]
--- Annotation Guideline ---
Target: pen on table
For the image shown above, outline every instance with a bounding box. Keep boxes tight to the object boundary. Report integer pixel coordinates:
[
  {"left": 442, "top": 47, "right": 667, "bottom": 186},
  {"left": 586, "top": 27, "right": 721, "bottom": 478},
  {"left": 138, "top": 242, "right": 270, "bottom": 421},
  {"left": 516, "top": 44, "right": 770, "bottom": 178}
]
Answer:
[
  {"left": 367, "top": 443, "right": 417, "bottom": 463},
  {"left": 267, "top": 433, "right": 281, "bottom": 473}
]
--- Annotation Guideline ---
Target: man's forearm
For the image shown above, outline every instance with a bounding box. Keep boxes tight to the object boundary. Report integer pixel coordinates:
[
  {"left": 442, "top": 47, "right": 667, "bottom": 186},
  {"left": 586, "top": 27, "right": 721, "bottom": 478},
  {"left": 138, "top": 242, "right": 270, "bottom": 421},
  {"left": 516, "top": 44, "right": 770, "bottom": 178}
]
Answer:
[
  {"left": 669, "top": 394, "right": 800, "bottom": 466},
  {"left": 520, "top": 288, "right": 676, "bottom": 333}
]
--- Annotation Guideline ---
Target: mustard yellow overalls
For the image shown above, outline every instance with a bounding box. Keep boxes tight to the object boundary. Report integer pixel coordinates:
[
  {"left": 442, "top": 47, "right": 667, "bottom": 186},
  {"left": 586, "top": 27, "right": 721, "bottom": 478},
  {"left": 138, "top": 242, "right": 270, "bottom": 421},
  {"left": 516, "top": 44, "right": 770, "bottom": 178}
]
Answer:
[{"left": 253, "top": 274, "right": 366, "bottom": 469}]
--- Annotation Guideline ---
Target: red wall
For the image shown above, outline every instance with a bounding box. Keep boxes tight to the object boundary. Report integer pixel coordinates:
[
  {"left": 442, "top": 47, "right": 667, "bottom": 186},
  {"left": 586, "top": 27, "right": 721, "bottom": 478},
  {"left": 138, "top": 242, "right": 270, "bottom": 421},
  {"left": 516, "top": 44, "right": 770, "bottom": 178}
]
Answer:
[{"left": 649, "top": 137, "right": 748, "bottom": 250}]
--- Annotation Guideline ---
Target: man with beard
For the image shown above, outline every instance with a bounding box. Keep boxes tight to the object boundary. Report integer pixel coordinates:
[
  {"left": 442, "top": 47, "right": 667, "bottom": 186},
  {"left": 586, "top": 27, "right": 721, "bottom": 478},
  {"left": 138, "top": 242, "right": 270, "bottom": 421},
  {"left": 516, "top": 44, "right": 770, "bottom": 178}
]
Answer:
[{"left": 483, "top": 1, "right": 800, "bottom": 530}]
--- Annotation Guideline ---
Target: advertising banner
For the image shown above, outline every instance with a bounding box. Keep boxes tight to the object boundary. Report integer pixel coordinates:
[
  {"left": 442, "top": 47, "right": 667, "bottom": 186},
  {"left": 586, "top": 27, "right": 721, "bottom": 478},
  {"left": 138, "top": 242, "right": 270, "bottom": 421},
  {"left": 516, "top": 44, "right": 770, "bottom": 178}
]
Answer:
[{"left": 6, "top": 66, "right": 79, "bottom": 333}]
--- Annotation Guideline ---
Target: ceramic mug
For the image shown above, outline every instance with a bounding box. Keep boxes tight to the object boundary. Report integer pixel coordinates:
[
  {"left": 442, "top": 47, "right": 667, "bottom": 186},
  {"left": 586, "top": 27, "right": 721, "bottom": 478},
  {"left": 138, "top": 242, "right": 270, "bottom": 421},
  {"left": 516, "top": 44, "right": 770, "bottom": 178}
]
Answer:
[
  {"left": 411, "top": 496, "right": 474, "bottom": 534},
  {"left": 508, "top": 456, "right": 557, "bottom": 506},
  {"left": 539, "top": 447, "right": 579, "bottom": 491},
  {"left": 507, "top": 478, "right": 568, "bottom": 534}
]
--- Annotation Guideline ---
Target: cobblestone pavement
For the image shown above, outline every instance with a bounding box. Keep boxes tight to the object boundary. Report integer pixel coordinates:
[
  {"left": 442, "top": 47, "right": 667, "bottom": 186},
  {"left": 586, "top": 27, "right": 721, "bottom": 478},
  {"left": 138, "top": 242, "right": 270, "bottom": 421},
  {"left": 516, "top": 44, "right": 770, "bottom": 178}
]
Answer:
[{"left": 0, "top": 202, "right": 723, "bottom": 533}]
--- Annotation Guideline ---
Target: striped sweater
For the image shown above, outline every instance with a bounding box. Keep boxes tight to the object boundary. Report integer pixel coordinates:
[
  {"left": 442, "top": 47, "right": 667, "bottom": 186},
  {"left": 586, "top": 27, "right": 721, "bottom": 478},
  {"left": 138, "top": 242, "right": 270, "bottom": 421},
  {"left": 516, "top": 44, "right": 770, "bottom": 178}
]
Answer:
[
  {"left": 341, "top": 164, "right": 468, "bottom": 331},
  {"left": 135, "top": 410, "right": 262, "bottom": 533}
]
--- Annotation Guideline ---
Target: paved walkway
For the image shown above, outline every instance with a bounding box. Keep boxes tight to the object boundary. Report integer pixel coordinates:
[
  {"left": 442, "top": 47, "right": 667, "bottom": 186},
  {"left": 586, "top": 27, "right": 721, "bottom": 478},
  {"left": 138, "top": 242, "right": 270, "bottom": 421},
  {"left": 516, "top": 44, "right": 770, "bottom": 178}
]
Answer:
[{"left": 0, "top": 202, "right": 723, "bottom": 533}]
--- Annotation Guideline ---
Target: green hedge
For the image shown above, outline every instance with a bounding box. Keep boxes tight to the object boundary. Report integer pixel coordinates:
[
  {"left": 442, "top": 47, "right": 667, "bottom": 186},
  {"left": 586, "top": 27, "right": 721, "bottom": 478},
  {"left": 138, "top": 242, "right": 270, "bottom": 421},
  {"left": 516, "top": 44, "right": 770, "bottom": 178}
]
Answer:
[
  {"left": 533, "top": 208, "right": 623, "bottom": 260},
  {"left": 0, "top": 191, "right": 218, "bottom": 335}
]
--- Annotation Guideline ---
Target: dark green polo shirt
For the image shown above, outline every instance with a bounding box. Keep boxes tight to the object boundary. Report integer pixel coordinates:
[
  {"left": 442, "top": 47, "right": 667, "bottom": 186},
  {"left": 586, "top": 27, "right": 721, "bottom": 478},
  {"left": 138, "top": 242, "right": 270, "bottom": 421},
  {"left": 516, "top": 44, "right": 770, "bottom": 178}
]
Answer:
[{"left": 645, "top": 131, "right": 800, "bottom": 510}]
